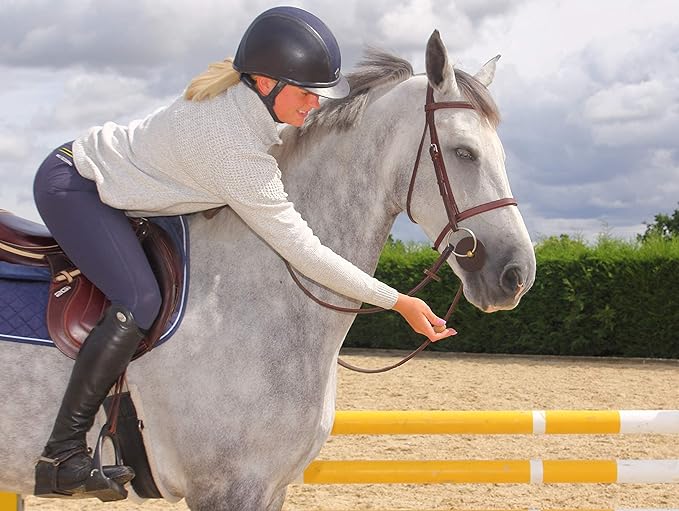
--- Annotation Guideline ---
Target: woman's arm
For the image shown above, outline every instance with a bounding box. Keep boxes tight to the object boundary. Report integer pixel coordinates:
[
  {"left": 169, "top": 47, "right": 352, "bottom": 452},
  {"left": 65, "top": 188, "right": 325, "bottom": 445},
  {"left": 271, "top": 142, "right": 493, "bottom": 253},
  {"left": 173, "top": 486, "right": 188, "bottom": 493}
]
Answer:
[{"left": 216, "top": 152, "right": 456, "bottom": 341}]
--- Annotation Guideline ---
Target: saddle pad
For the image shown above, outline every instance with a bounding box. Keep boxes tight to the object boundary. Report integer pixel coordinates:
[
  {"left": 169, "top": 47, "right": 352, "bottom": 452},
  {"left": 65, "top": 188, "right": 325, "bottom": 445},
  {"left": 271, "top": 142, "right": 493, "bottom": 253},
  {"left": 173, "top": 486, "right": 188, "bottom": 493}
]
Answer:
[
  {"left": 0, "top": 215, "right": 190, "bottom": 349},
  {"left": 0, "top": 264, "right": 51, "bottom": 343}
]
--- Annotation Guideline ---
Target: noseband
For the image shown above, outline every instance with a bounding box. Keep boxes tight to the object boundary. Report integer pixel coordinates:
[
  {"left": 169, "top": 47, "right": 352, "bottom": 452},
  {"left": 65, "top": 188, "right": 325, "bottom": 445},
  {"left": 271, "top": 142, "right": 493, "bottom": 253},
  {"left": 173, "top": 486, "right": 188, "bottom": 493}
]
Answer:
[{"left": 285, "top": 84, "right": 518, "bottom": 372}]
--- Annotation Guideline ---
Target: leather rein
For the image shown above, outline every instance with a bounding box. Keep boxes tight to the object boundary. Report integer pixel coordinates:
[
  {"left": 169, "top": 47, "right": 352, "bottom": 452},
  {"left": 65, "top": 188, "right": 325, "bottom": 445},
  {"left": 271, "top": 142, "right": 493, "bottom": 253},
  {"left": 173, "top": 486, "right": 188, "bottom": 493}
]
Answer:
[{"left": 285, "top": 84, "right": 517, "bottom": 373}]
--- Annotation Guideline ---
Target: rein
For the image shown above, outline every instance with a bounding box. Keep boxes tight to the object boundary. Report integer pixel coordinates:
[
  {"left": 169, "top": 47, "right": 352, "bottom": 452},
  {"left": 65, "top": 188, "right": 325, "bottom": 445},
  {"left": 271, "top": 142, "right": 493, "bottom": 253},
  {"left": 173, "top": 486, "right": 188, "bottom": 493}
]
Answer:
[
  {"left": 284, "top": 247, "right": 461, "bottom": 374},
  {"left": 286, "top": 84, "right": 518, "bottom": 373}
]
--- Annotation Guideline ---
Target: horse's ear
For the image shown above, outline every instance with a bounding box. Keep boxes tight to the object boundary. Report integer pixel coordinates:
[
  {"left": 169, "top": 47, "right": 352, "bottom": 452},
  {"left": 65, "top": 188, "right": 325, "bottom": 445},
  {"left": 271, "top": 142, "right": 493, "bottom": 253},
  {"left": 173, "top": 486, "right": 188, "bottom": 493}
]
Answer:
[
  {"left": 425, "top": 30, "right": 459, "bottom": 96},
  {"left": 474, "top": 55, "right": 501, "bottom": 87}
]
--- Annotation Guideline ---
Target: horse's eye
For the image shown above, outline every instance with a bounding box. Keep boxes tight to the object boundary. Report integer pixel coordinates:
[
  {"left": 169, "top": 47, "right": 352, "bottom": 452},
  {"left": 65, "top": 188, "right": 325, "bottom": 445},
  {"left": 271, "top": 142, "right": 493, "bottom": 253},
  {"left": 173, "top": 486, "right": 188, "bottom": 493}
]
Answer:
[{"left": 456, "top": 148, "right": 474, "bottom": 160}]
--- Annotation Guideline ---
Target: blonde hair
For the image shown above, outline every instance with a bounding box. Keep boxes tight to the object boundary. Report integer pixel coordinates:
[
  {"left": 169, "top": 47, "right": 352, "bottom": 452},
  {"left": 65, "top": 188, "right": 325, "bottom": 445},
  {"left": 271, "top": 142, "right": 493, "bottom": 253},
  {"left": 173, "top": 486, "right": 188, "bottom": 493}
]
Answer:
[{"left": 184, "top": 59, "right": 241, "bottom": 101}]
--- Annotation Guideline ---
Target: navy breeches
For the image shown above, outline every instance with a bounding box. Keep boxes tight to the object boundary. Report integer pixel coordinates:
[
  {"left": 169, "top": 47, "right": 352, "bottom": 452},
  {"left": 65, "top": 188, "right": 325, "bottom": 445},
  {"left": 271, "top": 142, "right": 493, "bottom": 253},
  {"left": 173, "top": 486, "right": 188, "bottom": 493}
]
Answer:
[{"left": 33, "top": 143, "right": 161, "bottom": 330}]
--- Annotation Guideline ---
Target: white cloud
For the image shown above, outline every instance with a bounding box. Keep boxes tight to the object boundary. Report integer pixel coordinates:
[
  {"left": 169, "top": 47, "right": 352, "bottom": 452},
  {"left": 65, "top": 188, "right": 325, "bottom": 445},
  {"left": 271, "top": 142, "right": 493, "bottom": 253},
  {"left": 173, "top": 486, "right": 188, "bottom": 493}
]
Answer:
[
  {"left": 32, "top": 71, "right": 175, "bottom": 132},
  {"left": 584, "top": 80, "right": 671, "bottom": 123},
  {"left": 580, "top": 78, "right": 679, "bottom": 147},
  {"left": 586, "top": 111, "right": 679, "bottom": 148},
  {"left": 378, "top": 0, "right": 441, "bottom": 48},
  {"left": 0, "top": 132, "right": 31, "bottom": 162},
  {"left": 455, "top": 0, "right": 518, "bottom": 19}
]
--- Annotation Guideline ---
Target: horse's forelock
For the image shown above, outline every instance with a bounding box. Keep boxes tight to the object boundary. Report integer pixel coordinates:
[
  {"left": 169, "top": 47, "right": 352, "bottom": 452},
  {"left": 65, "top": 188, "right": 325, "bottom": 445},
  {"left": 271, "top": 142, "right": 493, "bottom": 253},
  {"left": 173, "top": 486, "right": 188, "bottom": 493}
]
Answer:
[{"left": 455, "top": 69, "right": 501, "bottom": 128}]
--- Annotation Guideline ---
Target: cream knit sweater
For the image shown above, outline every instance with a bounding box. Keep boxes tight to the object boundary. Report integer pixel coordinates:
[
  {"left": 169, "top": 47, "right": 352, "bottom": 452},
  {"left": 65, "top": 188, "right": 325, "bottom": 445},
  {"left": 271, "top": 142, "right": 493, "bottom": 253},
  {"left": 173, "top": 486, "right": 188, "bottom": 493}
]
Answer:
[{"left": 72, "top": 82, "right": 398, "bottom": 310}]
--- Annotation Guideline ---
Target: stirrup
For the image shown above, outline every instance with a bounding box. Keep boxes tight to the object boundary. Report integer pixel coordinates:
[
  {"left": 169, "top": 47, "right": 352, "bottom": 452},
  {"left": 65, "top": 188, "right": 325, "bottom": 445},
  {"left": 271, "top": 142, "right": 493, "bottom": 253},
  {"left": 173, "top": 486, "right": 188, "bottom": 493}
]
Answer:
[{"left": 83, "top": 424, "right": 129, "bottom": 501}]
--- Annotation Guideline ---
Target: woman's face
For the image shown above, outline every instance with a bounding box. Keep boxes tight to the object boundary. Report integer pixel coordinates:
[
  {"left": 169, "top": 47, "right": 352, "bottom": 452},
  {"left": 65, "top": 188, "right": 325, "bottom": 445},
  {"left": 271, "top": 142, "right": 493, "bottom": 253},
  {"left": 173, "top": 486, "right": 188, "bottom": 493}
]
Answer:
[
  {"left": 253, "top": 76, "right": 320, "bottom": 127},
  {"left": 273, "top": 84, "right": 320, "bottom": 127}
]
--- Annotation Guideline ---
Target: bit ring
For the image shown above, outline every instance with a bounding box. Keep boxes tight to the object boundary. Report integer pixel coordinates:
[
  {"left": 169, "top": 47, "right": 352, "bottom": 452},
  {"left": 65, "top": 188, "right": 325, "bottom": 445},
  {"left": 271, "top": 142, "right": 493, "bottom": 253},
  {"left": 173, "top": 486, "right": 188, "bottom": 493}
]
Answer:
[{"left": 444, "top": 227, "right": 478, "bottom": 258}]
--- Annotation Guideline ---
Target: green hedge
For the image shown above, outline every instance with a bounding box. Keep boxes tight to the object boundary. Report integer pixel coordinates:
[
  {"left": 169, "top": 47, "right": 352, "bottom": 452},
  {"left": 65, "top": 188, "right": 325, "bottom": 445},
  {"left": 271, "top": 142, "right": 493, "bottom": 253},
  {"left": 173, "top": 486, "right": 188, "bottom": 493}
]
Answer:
[{"left": 344, "top": 235, "right": 679, "bottom": 359}]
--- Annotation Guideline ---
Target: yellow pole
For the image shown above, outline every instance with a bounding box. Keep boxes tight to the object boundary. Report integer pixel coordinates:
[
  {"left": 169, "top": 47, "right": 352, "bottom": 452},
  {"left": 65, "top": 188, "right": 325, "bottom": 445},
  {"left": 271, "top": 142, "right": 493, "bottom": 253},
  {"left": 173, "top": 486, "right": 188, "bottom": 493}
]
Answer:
[
  {"left": 543, "top": 460, "right": 617, "bottom": 483},
  {"left": 0, "top": 493, "right": 22, "bottom": 511},
  {"left": 304, "top": 460, "right": 531, "bottom": 484},
  {"left": 331, "top": 410, "right": 623, "bottom": 435},
  {"left": 332, "top": 410, "right": 533, "bottom": 435},
  {"left": 302, "top": 460, "right": 621, "bottom": 484}
]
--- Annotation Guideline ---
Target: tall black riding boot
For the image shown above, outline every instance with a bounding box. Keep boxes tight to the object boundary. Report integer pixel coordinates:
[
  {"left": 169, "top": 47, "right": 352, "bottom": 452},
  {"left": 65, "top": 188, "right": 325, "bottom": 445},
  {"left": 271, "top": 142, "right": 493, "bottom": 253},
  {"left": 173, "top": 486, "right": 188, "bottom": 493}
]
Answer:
[{"left": 35, "top": 305, "right": 144, "bottom": 497}]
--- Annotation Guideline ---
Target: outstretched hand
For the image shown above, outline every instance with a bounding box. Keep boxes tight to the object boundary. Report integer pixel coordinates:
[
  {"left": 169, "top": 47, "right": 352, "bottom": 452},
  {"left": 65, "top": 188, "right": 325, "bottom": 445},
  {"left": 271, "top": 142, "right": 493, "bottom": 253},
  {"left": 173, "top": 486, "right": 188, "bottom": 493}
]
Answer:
[{"left": 392, "top": 293, "right": 457, "bottom": 342}]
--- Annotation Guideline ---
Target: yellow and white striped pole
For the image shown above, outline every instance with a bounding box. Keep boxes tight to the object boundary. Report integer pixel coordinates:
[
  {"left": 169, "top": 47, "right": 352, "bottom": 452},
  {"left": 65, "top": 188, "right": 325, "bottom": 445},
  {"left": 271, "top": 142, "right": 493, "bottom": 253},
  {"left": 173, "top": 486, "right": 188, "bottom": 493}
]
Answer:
[
  {"left": 0, "top": 493, "right": 22, "bottom": 511},
  {"left": 301, "top": 459, "right": 679, "bottom": 485},
  {"left": 331, "top": 410, "right": 679, "bottom": 435}
]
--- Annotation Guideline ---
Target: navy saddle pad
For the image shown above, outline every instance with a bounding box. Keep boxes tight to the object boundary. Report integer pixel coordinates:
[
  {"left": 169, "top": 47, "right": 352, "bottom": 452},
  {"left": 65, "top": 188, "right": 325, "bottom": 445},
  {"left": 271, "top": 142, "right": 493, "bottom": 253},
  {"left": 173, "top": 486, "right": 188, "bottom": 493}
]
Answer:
[{"left": 0, "top": 215, "right": 190, "bottom": 349}]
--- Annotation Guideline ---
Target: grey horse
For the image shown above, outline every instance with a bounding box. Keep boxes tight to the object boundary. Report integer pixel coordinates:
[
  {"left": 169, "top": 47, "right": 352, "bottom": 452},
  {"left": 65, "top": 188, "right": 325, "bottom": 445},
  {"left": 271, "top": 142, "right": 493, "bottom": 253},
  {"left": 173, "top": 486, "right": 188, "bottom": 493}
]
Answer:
[{"left": 0, "top": 31, "right": 536, "bottom": 510}]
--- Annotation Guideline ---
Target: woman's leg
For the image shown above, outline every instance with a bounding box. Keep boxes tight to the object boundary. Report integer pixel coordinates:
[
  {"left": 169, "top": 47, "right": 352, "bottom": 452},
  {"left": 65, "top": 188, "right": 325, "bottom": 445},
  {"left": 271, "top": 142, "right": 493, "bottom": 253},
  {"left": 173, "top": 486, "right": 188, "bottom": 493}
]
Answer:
[
  {"left": 33, "top": 143, "right": 161, "bottom": 496},
  {"left": 33, "top": 143, "right": 161, "bottom": 330}
]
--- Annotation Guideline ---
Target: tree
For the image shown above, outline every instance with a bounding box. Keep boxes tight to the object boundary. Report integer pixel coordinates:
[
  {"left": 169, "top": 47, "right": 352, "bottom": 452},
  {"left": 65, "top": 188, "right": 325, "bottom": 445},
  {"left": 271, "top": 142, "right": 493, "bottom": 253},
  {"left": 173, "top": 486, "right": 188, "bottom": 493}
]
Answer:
[{"left": 638, "top": 204, "right": 679, "bottom": 242}]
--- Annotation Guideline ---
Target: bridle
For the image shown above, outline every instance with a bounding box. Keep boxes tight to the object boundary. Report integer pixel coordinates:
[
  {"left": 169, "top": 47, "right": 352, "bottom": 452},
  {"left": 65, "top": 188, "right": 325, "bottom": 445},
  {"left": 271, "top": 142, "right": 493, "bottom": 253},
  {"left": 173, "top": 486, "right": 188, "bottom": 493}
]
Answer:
[
  {"left": 406, "top": 84, "right": 517, "bottom": 270},
  {"left": 285, "top": 83, "right": 518, "bottom": 372}
]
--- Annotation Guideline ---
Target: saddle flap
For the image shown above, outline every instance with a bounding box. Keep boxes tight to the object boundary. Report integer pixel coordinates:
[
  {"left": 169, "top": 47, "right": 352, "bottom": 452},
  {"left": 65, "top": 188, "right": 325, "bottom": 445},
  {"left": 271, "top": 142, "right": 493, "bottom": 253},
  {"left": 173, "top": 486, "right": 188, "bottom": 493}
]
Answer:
[
  {"left": 134, "top": 221, "right": 184, "bottom": 358},
  {"left": 46, "top": 253, "right": 109, "bottom": 359}
]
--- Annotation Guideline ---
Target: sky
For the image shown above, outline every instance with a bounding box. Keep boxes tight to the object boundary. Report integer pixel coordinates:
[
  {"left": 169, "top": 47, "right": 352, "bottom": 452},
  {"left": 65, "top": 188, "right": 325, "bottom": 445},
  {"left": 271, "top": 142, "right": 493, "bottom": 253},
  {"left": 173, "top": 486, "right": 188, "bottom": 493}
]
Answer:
[{"left": 1, "top": 0, "right": 678, "bottom": 244}]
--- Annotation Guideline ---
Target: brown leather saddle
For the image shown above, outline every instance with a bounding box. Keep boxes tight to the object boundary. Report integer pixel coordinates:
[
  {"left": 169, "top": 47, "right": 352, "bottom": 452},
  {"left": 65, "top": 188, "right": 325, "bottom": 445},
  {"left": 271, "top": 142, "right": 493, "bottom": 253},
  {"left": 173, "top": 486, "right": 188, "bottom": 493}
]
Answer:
[{"left": 0, "top": 209, "right": 183, "bottom": 360}]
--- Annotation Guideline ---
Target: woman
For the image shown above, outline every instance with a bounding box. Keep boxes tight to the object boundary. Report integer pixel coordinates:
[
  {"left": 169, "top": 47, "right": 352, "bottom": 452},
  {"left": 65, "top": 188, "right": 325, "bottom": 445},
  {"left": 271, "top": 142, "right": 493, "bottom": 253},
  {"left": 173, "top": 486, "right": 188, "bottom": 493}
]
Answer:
[{"left": 33, "top": 6, "right": 456, "bottom": 498}]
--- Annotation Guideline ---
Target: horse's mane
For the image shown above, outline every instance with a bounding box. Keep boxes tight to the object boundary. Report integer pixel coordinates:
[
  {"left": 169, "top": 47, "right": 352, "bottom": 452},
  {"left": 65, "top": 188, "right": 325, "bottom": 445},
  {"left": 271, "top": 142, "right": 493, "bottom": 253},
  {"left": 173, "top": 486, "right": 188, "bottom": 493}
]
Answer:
[
  {"left": 277, "top": 48, "right": 500, "bottom": 157},
  {"left": 300, "top": 48, "right": 414, "bottom": 134}
]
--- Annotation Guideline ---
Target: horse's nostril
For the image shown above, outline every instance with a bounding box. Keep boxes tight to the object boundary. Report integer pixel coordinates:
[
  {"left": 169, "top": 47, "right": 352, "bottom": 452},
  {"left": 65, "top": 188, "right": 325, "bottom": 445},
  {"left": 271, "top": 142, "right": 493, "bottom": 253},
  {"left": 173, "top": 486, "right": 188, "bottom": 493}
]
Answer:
[{"left": 501, "top": 264, "right": 524, "bottom": 295}]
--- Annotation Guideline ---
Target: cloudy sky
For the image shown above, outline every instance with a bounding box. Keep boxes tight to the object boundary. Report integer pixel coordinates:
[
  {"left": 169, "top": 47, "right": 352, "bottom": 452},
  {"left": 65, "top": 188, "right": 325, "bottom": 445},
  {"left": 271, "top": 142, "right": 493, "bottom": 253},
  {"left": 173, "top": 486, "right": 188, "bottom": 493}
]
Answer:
[{"left": 1, "top": 0, "right": 677, "bottom": 244}]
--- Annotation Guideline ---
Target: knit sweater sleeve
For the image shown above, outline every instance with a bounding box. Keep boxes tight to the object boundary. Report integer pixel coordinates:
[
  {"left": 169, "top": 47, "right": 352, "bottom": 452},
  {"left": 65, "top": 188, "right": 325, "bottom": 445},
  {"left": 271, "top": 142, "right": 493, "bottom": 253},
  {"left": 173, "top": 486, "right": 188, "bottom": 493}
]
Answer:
[{"left": 214, "top": 150, "right": 398, "bottom": 310}]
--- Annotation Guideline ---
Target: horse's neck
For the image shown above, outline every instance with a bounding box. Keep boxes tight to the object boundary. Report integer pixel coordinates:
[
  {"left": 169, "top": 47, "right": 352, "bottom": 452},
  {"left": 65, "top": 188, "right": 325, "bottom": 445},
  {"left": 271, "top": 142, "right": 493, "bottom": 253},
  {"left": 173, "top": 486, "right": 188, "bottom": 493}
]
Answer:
[{"left": 277, "top": 125, "right": 398, "bottom": 274}]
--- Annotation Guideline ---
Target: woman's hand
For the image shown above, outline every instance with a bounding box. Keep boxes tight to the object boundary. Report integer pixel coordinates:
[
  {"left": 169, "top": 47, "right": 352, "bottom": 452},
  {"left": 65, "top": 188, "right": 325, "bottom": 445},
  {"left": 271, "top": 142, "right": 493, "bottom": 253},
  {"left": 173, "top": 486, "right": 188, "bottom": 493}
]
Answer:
[{"left": 392, "top": 293, "right": 457, "bottom": 342}]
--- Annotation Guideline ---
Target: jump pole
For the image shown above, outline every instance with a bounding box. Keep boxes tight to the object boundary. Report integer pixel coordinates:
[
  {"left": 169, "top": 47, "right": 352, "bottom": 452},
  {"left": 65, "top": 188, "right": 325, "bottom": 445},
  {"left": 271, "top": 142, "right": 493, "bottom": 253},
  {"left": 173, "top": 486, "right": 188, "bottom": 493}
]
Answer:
[
  {"left": 301, "top": 459, "right": 679, "bottom": 485},
  {"left": 331, "top": 410, "right": 679, "bottom": 435}
]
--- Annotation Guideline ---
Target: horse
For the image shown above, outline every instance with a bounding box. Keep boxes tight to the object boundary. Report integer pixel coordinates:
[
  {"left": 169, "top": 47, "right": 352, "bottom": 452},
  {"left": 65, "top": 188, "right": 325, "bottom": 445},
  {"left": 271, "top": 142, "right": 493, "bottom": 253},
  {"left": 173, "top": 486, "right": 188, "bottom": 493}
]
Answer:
[{"left": 0, "top": 31, "right": 536, "bottom": 510}]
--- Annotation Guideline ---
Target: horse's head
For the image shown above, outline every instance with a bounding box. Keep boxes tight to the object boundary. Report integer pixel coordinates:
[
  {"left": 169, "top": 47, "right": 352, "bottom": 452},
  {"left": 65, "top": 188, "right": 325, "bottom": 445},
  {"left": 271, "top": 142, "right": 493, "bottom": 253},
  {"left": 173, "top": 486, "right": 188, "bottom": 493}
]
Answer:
[
  {"left": 403, "top": 31, "right": 535, "bottom": 311},
  {"left": 275, "top": 32, "right": 535, "bottom": 312}
]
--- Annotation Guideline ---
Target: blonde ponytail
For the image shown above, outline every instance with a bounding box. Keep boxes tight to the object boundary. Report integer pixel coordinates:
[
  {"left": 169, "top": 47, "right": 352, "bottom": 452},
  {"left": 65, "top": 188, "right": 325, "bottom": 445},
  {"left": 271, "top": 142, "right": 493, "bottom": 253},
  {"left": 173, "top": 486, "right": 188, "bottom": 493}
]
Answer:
[{"left": 184, "top": 59, "right": 241, "bottom": 101}]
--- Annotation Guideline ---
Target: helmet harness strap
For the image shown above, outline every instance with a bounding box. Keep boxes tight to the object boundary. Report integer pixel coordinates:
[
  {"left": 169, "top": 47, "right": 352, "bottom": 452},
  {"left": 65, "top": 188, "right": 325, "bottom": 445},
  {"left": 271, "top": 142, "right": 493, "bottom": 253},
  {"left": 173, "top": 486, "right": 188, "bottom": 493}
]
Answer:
[{"left": 241, "top": 74, "right": 286, "bottom": 123}]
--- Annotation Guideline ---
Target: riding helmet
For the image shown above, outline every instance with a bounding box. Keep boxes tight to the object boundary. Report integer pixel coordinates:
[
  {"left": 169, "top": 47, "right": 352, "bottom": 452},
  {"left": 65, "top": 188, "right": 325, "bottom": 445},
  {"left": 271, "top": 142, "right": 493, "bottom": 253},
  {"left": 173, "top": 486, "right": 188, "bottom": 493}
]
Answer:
[{"left": 233, "top": 6, "right": 350, "bottom": 100}]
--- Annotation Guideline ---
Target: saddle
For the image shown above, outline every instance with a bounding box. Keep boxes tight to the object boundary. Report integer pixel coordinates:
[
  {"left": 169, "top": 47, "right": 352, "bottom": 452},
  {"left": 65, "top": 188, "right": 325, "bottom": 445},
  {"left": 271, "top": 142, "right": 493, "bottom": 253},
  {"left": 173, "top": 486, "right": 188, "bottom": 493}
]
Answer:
[{"left": 0, "top": 209, "right": 183, "bottom": 360}]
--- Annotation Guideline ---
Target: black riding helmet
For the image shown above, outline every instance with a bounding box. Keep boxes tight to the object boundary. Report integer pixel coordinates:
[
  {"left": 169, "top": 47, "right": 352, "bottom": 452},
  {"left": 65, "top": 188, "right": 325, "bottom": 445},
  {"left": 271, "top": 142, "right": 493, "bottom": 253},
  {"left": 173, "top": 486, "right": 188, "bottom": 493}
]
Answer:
[{"left": 233, "top": 6, "right": 350, "bottom": 121}]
